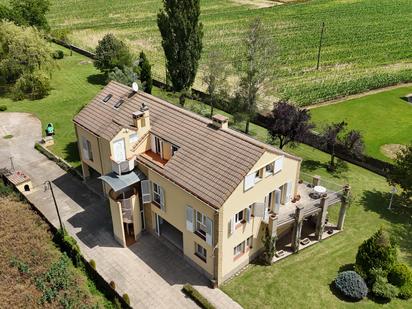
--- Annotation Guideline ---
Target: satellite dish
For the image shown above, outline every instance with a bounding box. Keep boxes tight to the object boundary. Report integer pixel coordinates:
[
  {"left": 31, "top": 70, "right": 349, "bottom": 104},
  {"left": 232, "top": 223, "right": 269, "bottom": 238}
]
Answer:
[{"left": 132, "top": 82, "right": 139, "bottom": 92}]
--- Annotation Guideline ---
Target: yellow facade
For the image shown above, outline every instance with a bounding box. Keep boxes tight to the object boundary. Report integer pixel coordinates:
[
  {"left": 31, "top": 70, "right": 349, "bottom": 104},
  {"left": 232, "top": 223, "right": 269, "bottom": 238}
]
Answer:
[{"left": 74, "top": 120, "right": 301, "bottom": 284}]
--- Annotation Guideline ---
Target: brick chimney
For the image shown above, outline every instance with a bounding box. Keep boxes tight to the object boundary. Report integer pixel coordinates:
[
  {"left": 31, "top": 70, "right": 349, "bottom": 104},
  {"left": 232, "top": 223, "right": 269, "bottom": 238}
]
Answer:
[
  {"left": 212, "top": 114, "right": 229, "bottom": 129},
  {"left": 133, "top": 103, "right": 150, "bottom": 132}
]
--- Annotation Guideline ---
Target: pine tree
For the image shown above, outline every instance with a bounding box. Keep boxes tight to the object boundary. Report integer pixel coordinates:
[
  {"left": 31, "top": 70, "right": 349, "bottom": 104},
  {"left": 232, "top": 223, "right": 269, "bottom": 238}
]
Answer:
[{"left": 157, "top": 0, "right": 203, "bottom": 106}]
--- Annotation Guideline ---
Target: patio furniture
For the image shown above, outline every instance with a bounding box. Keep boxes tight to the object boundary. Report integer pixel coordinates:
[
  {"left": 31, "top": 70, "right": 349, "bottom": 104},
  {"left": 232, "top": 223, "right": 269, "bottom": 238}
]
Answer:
[{"left": 313, "top": 185, "right": 326, "bottom": 199}]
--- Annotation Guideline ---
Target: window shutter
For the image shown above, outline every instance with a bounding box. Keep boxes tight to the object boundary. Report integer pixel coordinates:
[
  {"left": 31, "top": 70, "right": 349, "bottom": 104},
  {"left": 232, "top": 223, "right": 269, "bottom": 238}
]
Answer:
[
  {"left": 229, "top": 216, "right": 235, "bottom": 235},
  {"left": 274, "top": 156, "right": 284, "bottom": 173},
  {"left": 206, "top": 217, "right": 213, "bottom": 245},
  {"left": 141, "top": 180, "right": 152, "bottom": 204},
  {"left": 150, "top": 134, "right": 156, "bottom": 153},
  {"left": 244, "top": 173, "right": 255, "bottom": 191},
  {"left": 82, "top": 138, "right": 90, "bottom": 161},
  {"left": 286, "top": 180, "right": 293, "bottom": 203},
  {"left": 159, "top": 187, "right": 165, "bottom": 211},
  {"left": 274, "top": 188, "right": 281, "bottom": 214},
  {"left": 246, "top": 207, "right": 251, "bottom": 223},
  {"left": 186, "top": 206, "right": 194, "bottom": 232},
  {"left": 253, "top": 202, "right": 265, "bottom": 217},
  {"left": 264, "top": 195, "right": 269, "bottom": 208},
  {"left": 263, "top": 208, "right": 269, "bottom": 223}
]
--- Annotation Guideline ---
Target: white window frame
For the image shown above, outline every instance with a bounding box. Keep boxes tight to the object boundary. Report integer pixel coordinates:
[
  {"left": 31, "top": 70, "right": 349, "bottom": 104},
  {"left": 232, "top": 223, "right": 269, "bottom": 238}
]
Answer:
[
  {"left": 265, "top": 162, "right": 274, "bottom": 176},
  {"left": 234, "top": 210, "right": 244, "bottom": 224},
  {"left": 196, "top": 210, "right": 207, "bottom": 238},
  {"left": 152, "top": 183, "right": 165, "bottom": 210},
  {"left": 195, "top": 243, "right": 207, "bottom": 262},
  {"left": 233, "top": 241, "right": 245, "bottom": 256},
  {"left": 274, "top": 156, "right": 284, "bottom": 174},
  {"left": 244, "top": 173, "right": 255, "bottom": 191},
  {"left": 254, "top": 169, "right": 263, "bottom": 184},
  {"left": 129, "top": 133, "right": 138, "bottom": 144}
]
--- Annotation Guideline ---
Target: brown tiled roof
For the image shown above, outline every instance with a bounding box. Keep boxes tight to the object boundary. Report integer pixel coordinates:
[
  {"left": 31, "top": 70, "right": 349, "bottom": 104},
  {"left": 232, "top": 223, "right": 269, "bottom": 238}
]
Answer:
[{"left": 74, "top": 81, "right": 301, "bottom": 209}]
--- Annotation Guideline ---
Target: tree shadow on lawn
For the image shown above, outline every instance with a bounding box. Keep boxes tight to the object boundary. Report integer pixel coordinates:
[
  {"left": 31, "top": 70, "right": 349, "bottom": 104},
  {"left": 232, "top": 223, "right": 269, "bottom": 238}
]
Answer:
[
  {"left": 87, "top": 74, "right": 106, "bottom": 86},
  {"left": 64, "top": 141, "right": 80, "bottom": 164},
  {"left": 360, "top": 190, "right": 412, "bottom": 264}
]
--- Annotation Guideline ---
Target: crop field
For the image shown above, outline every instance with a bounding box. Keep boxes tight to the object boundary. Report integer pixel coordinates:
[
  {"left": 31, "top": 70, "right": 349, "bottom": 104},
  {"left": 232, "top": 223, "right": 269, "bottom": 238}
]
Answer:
[{"left": 28, "top": 0, "right": 412, "bottom": 108}]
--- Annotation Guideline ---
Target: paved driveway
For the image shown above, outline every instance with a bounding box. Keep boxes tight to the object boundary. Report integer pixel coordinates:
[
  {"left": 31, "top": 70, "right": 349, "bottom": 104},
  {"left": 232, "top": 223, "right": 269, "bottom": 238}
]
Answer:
[{"left": 0, "top": 113, "right": 242, "bottom": 309}]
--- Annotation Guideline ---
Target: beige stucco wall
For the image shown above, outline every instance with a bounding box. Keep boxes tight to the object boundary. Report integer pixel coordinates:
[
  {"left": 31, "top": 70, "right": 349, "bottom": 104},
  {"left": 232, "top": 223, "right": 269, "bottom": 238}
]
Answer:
[
  {"left": 109, "top": 198, "right": 126, "bottom": 247},
  {"left": 75, "top": 124, "right": 103, "bottom": 175},
  {"left": 219, "top": 151, "right": 301, "bottom": 281},
  {"left": 146, "top": 168, "right": 217, "bottom": 278}
]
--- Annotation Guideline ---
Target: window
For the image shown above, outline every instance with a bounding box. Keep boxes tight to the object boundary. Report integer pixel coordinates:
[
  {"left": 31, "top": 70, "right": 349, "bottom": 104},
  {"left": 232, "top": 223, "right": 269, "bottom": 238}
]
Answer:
[
  {"left": 246, "top": 236, "right": 253, "bottom": 248},
  {"left": 114, "top": 99, "right": 124, "bottom": 108},
  {"left": 82, "top": 137, "right": 93, "bottom": 162},
  {"left": 265, "top": 162, "right": 274, "bottom": 176},
  {"left": 155, "top": 136, "right": 162, "bottom": 154},
  {"left": 254, "top": 169, "right": 263, "bottom": 183},
  {"left": 274, "top": 156, "right": 284, "bottom": 174},
  {"left": 196, "top": 211, "right": 207, "bottom": 238},
  {"left": 195, "top": 243, "right": 207, "bottom": 262},
  {"left": 244, "top": 173, "right": 255, "bottom": 191},
  {"left": 102, "top": 94, "right": 112, "bottom": 103},
  {"left": 152, "top": 183, "right": 164, "bottom": 209},
  {"left": 234, "top": 210, "right": 244, "bottom": 224},
  {"left": 234, "top": 241, "right": 245, "bottom": 256},
  {"left": 129, "top": 133, "right": 138, "bottom": 144},
  {"left": 171, "top": 145, "right": 179, "bottom": 156},
  {"left": 249, "top": 204, "right": 254, "bottom": 217}
]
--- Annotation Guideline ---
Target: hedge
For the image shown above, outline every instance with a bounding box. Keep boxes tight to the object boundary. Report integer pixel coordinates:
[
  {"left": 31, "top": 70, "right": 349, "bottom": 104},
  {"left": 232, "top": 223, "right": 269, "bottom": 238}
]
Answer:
[{"left": 182, "top": 284, "right": 215, "bottom": 309}]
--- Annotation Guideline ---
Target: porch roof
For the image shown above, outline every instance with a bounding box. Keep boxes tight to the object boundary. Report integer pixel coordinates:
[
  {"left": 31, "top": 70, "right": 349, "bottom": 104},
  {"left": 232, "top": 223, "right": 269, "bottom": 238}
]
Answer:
[{"left": 99, "top": 169, "right": 146, "bottom": 192}]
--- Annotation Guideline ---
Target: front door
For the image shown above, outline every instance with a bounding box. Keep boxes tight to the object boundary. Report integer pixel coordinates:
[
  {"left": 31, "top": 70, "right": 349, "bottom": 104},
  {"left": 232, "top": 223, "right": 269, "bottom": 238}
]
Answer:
[{"left": 113, "top": 138, "right": 126, "bottom": 162}]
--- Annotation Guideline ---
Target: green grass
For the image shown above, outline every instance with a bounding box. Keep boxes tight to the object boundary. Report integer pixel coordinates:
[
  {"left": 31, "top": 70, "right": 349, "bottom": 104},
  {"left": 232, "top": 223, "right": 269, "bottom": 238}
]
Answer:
[
  {"left": 310, "top": 86, "right": 412, "bottom": 161},
  {"left": 222, "top": 144, "right": 412, "bottom": 308},
  {"left": 0, "top": 44, "right": 103, "bottom": 168},
  {"left": 28, "top": 0, "right": 412, "bottom": 107}
]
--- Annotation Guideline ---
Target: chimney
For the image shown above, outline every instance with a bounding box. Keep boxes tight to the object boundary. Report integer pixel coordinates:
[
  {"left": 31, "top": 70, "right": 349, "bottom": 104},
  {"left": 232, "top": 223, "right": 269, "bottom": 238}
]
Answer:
[
  {"left": 133, "top": 103, "right": 150, "bottom": 131},
  {"left": 212, "top": 114, "right": 229, "bottom": 129}
]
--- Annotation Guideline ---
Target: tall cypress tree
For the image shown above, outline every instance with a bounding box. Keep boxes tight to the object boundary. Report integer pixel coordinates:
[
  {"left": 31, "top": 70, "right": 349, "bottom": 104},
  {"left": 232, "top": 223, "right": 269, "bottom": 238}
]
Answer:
[
  {"left": 157, "top": 0, "right": 203, "bottom": 105},
  {"left": 138, "top": 51, "right": 153, "bottom": 94}
]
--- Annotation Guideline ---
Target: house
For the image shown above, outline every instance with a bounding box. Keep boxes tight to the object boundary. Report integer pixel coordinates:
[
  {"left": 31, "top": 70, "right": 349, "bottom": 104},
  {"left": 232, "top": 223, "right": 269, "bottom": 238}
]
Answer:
[{"left": 73, "top": 81, "right": 350, "bottom": 285}]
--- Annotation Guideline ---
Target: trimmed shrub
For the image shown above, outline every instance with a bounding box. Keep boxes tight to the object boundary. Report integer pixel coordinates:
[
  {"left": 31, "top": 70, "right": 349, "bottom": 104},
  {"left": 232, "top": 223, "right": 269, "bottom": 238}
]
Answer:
[
  {"left": 399, "top": 282, "right": 412, "bottom": 300},
  {"left": 89, "top": 259, "right": 96, "bottom": 269},
  {"left": 109, "top": 280, "right": 116, "bottom": 290},
  {"left": 12, "top": 71, "right": 51, "bottom": 100},
  {"left": 334, "top": 271, "right": 368, "bottom": 301},
  {"left": 52, "top": 50, "right": 64, "bottom": 59},
  {"left": 372, "top": 274, "right": 399, "bottom": 300},
  {"left": 122, "top": 293, "right": 130, "bottom": 305},
  {"left": 182, "top": 284, "right": 215, "bottom": 309},
  {"left": 388, "top": 263, "right": 412, "bottom": 287},
  {"left": 355, "top": 228, "right": 397, "bottom": 279},
  {"left": 0, "top": 105, "right": 7, "bottom": 111}
]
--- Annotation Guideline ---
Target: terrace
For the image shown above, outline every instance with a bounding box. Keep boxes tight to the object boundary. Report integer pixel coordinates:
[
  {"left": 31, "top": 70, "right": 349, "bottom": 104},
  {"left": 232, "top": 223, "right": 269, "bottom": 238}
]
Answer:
[{"left": 268, "top": 173, "right": 350, "bottom": 262}]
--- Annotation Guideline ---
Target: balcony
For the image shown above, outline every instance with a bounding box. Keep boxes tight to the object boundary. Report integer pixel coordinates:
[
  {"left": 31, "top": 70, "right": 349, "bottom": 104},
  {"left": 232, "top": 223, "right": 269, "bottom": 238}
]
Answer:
[
  {"left": 111, "top": 156, "right": 135, "bottom": 174},
  {"left": 109, "top": 189, "right": 135, "bottom": 223}
]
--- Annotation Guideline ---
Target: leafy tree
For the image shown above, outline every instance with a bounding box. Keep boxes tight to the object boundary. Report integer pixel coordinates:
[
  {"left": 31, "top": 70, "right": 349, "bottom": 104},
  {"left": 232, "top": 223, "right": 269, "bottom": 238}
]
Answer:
[
  {"left": 261, "top": 227, "right": 276, "bottom": 265},
  {"left": 94, "top": 34, "right": 133, "bottom": 75},
  {"left": 202, "top": 50, "right": 228, "bottom": 118},
  {"left": 12, "top": 70, "right": 51, "bottom": 100},
  {"left": 0, "top": 21, "right": 53, "bottom": 99},
  {"left": 157, "top": 0, "right": 203, "bottom": 106},
  {"left": 138, "top": 51, "right": 153, "bottom": 94},
  {"left": 388, "top": 143, "right": 412, "bottom": 199},
  {"left": 355, "top": 228, "right": 398, "bottom": 279},
  {"left": 0, "top": 5, "right": 10, "bottom": 21},
  {"left": 9, "top": 0, "right": 50, "bottom": 31},
  {"left": 108, "top": 67, "right": 140, "bottom": 87},
  {"left": 267, "top": 101, "right": 314, "bottom": 149},
  {"left": 321, "top": 121, "right": 364, "bottom": 170},
  {"left": 233, "top": 18, "right": 272, "bottom": 134}
]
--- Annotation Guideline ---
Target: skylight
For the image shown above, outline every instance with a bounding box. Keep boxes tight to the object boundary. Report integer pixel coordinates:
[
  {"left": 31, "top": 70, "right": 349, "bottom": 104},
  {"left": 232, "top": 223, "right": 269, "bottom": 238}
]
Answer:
[
  {"left": 103, "top": 94, "right": 112, "bottom": 103},
  {"left": 114, "top": 99, "right": 125, "bottom": 109}
]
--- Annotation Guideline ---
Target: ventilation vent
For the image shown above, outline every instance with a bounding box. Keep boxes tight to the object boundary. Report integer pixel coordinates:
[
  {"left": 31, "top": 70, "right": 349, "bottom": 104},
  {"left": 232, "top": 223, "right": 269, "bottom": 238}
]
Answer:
[{"left": 103, "top": 94, "right": 112, "bottom": 103}]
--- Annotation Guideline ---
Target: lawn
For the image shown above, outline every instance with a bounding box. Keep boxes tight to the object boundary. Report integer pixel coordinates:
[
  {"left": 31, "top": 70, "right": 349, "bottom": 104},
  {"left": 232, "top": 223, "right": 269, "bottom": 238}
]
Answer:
[
  {"left": 0, "top": 44, "right": 103, "bottom": 168},
  {"left": 310, "top": 86, "right": 412, "bottom": 161},
  {"left": 0, "top": 184, "right": 113, "bottom": 308},
  {"left": 221, "top": 144, "right": 412, "bottom": 308},
  {"left": 35, "top": 0, "right": 412, "bottom": 107}
]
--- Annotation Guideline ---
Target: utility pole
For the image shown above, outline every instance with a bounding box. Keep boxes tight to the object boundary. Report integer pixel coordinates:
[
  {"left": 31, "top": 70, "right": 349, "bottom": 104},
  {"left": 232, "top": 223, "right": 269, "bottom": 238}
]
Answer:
[
  {"left": 45, "top": 181, "right": 64, "bottom": 230},
  {"left": 316, "top": 22, "right": 325, "bottom": 70}
]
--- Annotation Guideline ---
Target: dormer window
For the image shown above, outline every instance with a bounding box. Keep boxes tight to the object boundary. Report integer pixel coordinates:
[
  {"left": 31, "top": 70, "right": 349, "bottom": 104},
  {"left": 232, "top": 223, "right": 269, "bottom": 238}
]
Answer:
[{"left": 103, "top": 94, "right": 112, "bottom": 103}]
